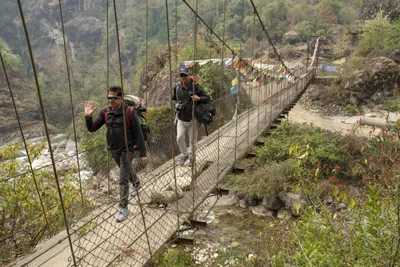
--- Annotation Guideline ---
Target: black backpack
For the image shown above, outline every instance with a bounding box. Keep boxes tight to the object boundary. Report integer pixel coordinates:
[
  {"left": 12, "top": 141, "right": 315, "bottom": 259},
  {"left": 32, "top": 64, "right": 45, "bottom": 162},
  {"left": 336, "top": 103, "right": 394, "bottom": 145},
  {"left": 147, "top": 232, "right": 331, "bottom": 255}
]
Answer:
[{"left": 195, "top": 100, "right": 216, "bottom": 125}]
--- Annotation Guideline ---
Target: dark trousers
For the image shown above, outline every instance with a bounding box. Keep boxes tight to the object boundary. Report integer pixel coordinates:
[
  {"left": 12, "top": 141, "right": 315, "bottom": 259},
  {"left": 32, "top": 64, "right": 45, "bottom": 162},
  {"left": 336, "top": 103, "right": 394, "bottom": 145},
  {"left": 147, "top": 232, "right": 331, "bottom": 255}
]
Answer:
[{"left": 112, "top": 151, "right": 140, "bottom": 208}]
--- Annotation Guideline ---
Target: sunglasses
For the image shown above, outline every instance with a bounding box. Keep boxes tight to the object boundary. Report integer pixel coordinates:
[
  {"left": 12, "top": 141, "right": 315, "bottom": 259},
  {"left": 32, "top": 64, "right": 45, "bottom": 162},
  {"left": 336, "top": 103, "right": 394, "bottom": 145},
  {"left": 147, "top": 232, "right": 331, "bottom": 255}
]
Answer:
[
  {"left": 107, "top": 96, "right": 120, "bottom": 101},
  {"left": 180, "top": 73, "right": 188, "bottom": 78}
]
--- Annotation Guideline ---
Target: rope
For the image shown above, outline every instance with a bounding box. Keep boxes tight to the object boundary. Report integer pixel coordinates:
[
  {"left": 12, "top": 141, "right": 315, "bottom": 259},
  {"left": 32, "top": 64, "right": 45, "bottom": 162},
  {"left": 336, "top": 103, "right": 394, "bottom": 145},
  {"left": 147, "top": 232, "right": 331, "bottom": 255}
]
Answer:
[
  {"left": 16, "top": 0, "right": 77, "bottom": 265},
  {"left": 0, "top": 51, "right": 52, "bottom": 236},
  {"left": 111, "top": 0, "right": 153, "bottom": 260},
  {"left": 57, "top": 0, "right": 84, "bottom": 207}
]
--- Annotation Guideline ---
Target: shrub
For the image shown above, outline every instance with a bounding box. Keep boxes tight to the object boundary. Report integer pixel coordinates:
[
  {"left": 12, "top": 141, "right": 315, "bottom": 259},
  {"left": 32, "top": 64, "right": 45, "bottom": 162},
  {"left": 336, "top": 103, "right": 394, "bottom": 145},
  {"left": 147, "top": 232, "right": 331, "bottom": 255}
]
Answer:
[
  {"left": 359, "top": 11, "right": 394, "bottom": 56},
  {"left": 0, "top": 143, "right": 91, "bottom": 264},
  {"left": 280, "top": 44, "right": 297, "bottom": 58},
  {"left": 383, "top": 98, "right": 399, "bottom": 112},
  {"left": 79, "top": 111, "right": 110, "bottom": 175},
  {"left": 153, "top": 247, "right": 193, "bottom": 266},
  {"left": 346, "top": 103, "right": 358, "bottom": 114},
  {"left": 223, "top": 159, "right": 296, "bottom": 199}
]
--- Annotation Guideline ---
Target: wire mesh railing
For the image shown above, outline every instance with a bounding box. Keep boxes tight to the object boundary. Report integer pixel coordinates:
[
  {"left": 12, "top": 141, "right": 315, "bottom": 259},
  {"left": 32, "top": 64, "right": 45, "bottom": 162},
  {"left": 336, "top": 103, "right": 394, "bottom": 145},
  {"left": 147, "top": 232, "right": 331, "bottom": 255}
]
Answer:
[
  {"left": 1, "top": 65, "right": 316, "bottom": 266},
  {"left": 0, "top": 0, "right": 319, "bottom": 266}
]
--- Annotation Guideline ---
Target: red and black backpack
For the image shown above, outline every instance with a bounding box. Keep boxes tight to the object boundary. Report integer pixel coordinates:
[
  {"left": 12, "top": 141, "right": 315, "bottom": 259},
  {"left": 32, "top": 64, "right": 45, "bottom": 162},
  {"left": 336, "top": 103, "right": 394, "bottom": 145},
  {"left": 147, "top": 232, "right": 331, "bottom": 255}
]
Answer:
[{"left": 102, "top": 106, "right": 149, "bottom": 141}]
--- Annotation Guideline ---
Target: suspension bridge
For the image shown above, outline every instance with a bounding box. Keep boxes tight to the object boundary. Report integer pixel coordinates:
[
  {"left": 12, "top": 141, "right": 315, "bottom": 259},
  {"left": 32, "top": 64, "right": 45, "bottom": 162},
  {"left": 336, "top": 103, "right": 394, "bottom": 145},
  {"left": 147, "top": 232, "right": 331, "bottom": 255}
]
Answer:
[{"left": 1, "top": 0, "right": 320, "bottom": 266}]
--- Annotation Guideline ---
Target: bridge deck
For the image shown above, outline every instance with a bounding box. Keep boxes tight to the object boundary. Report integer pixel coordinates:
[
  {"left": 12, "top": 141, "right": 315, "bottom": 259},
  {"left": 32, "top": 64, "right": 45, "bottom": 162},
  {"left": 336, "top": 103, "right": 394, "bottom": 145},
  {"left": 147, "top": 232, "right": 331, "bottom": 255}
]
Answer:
[{"left": 11, "top": 71, "right": 314, "bottom": 267}]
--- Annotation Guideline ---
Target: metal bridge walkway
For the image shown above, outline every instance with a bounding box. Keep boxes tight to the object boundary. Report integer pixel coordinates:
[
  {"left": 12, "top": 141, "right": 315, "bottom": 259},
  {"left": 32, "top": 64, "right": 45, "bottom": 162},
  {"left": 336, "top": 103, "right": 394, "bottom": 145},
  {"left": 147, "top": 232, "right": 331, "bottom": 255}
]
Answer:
[{"left": 11, "top": 70, "right": 316, "bottom": 267}]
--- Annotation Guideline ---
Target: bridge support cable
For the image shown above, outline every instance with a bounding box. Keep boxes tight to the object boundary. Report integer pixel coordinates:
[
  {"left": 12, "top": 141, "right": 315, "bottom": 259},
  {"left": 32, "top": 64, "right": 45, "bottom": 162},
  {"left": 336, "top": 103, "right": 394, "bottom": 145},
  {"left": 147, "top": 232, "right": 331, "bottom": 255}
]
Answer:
[
  {"left": 0, "top": 51, "right": 52, "bottom": 237},
  {"left": 234, "top": 0, "right": 246, "bottom": 163},
  {"left": 16, "top": 0, "right": 77, "bottom": 265},
  {"left": 247, "top": 11, "right": 256, "bottom": 149},
  {"left": 189, "top": 0, "right": 199, "bottom": 233},
  {"left": 249, "top": 0, "right": 293, "bottom": 77},
  {"left": 106, "top": 0, "right": 111, "bottom": 197},
  {"left": 57, "top": 0, "right": 84, "bottom": 208},
  {"left": 145, "top": 0, "right": 149, "bottom": 103},
  {"left": 111, "top": 0, "right": 153, "bottom": 262},
  {"left": 165, "top": 0, "right": 180, "bottom": 236}
]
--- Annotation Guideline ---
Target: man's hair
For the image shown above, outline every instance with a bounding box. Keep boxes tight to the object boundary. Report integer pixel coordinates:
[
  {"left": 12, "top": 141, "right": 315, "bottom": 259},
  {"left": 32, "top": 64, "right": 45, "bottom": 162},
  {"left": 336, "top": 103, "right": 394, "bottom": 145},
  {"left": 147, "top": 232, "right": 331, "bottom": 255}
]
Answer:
[{"left": 108, "top": 86, "right": 122, "bottom": 97}]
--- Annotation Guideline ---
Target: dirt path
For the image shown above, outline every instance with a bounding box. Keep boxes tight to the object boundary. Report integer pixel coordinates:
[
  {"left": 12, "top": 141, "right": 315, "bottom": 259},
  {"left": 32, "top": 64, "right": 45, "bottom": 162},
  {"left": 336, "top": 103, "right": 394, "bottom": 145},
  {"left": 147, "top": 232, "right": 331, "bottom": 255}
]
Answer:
[{"left": 288, "top": 104, "right": 378, "bottom": 137}]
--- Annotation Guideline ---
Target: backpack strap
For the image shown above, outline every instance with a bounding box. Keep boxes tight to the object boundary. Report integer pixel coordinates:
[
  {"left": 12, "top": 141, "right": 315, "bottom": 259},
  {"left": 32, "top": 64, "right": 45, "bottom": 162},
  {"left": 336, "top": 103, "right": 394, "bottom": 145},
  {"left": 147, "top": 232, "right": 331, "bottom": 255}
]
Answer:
[
  {"left": 103, "top": 107, "right": 134, "bottom": 125},
  {"left": 126, "top": 106, "right": 134, "bottom": 125},
  {"left": 103, "top": 108, "right": 109, "bottom": 122}
]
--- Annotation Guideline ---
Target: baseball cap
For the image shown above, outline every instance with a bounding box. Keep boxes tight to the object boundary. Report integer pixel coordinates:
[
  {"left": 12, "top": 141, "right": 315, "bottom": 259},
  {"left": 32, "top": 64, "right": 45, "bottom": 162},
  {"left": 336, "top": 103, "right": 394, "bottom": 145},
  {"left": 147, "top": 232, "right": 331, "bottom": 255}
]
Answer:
[{"left": 180, "top": 68, "right": 190, "bottom": 76}]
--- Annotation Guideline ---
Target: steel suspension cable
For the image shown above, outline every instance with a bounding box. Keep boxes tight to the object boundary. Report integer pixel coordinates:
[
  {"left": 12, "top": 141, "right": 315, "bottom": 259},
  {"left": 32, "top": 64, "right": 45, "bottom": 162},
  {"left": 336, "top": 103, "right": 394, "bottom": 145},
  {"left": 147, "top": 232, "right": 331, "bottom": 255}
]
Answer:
[
  {"left": 190, "top": 0, "right": 199, "bottom": 220},
  {"left": 106, "top": 0, "right": 112, "bottom": 198},
  {"left": 182, "top": 0, "right": 233, "bottom": 53},
  {"left": 219, "top": 0, "right": 227, "bottom": 185},
  {"left": 145, "top": 0, "right": 149, "bottom": 103},
  {"left": 0, "top": 51, "right": 52, "bottom": 236},
  {"left": 16, "top": 0, "right": 77, "bottom": 265},
  {"left": 249, "top": 10, "right": 256, "bottom": 146},
  {"left": 248, "top": 0, "right": 293, "bottom": 77},
  {"left": 262, "top": 34, "right": 267, "bottom": 125},
  {"left": 175, "top": 0, "right": 178, "bottom": 68},
  {"left": 234, "top": 0, "right": 246, "bottom": 162},
  {"left": 268, "top": 34, "right": 272, "bottom": 127},
  {"left": 182, "top": 0, "right": 275, "bottom": 86},
  {"left": 58, "top": 0, "right": 84, "bottom": 207},
  {"left": 165, "top": 0, "right": 180, "bottom": 230},
  {"left": 111, "top": 0, "right": 153, "bottom": 259}
]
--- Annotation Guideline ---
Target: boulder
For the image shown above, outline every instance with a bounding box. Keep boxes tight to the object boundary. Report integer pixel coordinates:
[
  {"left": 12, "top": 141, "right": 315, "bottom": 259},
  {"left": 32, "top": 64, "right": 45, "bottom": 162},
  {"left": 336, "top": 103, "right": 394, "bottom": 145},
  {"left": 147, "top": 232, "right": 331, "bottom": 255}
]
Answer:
[
  {"left": 347, "top": 20, "right": 364, "bottom": 35},
  {"left": 360, "top": 0, "right": 400, "bottom": 21},
  {"left": 282, "top": 31, "right": 301, "bottom": 45},
  {"left": 265, "top": 196, "right": 285, "bottom": 211},
  {"left": 251, "top": 205, "right": 273, "bottom": 217},
  {"left": 277, "top": 208, "right": 291, "bottom": 220},
  {"left": 283, "top": 192, "right": 307, "bottom": 217},
  {"left": 150, "top": 182, "right": 183, "bottom": 205},
  {"left": 390, "top": 49, "right": 400, "bottom": 64}
]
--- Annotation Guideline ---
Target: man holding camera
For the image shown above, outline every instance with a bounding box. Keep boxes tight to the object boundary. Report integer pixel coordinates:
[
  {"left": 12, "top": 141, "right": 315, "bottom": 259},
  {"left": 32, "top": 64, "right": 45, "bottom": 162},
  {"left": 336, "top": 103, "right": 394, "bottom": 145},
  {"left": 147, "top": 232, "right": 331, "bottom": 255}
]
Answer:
[{"left": 172, "top": 68, "right": 210, "bottom": 166}]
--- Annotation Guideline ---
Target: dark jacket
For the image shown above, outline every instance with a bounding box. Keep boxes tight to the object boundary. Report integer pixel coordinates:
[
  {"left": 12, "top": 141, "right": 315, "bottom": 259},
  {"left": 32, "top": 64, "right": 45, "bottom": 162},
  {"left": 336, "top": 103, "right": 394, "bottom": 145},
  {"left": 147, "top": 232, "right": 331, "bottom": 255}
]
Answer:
[
  {"left": 172, "top": 79, "right": 210, "bottom": 122},
  {"left": 85, "top": 104, "right": 146, "bottom": 157}
]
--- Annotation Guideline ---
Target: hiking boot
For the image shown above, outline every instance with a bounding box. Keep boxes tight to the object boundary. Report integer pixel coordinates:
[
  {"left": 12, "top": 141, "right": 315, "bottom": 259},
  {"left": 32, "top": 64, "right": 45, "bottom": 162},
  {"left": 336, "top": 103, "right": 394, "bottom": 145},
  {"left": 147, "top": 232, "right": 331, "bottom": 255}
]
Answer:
[
  {"left": 116, "top": 207, "right": 129, "bottom": 222},
  {"left": 179, "top": 155, "right": 188, "bottom": 166},
  {"left": 130, "top": 182, "right": 142, "bottom": 198}
]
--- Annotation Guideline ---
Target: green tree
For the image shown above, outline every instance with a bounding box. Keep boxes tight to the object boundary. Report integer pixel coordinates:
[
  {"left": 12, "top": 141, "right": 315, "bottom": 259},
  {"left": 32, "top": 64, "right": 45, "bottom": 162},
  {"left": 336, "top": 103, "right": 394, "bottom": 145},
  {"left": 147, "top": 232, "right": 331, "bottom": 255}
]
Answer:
[
  {"left": 387, "top": 19, "right": 400, "bottom": 51},
  {"left": 261, "top": 1, "right": 289, "bottom": 42},
  {"left": 359, "top": 11, "right": 391, "bottom": 55},
  {"left": 0, "top": 40, "right": 23, "bottom": 71},
  {"left": 199, "top": 63, "right": 235, "bottom": 100}
]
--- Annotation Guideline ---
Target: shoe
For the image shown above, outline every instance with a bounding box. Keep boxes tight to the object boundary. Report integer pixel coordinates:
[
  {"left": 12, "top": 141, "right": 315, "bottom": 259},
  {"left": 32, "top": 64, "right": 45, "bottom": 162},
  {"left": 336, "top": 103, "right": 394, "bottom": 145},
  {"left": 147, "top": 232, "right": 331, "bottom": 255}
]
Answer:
[
  {"left": 116, "top": 207, "right": 129, "bottom": 222},
  {"left": 188, "top": 156, "right": 194, "bottom": 167},
  {"left": 179, "top": 155, "right": 188, "bottom": 166},
  {"left": 130, "top": 182, "right": 142, "bottom": 198}
]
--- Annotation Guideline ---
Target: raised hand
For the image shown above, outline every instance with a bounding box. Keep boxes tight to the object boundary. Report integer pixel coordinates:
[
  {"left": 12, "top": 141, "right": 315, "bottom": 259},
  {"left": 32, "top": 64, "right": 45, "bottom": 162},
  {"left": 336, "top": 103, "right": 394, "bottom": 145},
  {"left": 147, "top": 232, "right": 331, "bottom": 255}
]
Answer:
[
  {"left": 84, "top": 101, "right": 96, "bottom": 117},
  {"left": 139, "top": 157, "right": 148, "bottom": 165}
]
